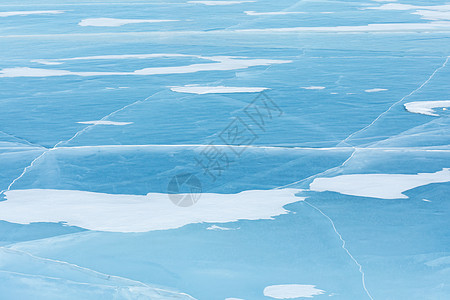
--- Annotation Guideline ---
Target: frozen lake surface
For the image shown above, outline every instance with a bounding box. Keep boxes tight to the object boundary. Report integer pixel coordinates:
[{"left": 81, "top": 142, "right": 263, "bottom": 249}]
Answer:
[{"left": 0, "top": 0, "right": 449, "bottom": 299}]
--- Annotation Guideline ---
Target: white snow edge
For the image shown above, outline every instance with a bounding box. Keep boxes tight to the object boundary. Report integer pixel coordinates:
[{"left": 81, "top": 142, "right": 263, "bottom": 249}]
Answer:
[
  {"left": 263, "top": 284, "right": 325, "bottom": 299},
  {"left": 310, "top": 169, "right": 450, "bottom": 199},
  {"left": 404, "top": 100, "right": 450, "bottom": 116}
]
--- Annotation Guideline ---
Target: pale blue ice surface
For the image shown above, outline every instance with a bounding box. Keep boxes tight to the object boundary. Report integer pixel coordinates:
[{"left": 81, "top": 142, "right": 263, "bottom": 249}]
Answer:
[{"left": 0, "top": 0, "right": 449, "bottom": 299}]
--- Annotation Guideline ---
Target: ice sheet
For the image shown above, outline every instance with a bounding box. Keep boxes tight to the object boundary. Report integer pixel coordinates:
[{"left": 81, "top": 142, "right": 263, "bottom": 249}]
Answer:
[
  {"left": 169, "top": 85, "right": 268, "bottom": 94},
  {"left": 1, "top": 0, "right": 449, "bottom": 299}
]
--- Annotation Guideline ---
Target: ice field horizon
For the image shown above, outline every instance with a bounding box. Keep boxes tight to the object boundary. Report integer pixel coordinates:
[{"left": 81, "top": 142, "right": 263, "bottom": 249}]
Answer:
[{"left": 0, "top": 0, "right": 450, "bottom": 299}]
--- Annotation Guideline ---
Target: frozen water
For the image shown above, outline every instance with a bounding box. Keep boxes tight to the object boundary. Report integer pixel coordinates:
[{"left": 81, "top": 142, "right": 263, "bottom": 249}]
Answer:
[{"left": 0, "top": 0, "right": 449, "bottom": 299}]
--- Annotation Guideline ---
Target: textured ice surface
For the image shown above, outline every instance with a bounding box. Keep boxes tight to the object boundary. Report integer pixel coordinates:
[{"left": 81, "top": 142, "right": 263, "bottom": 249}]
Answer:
[
  {"left": 0, "top": 0, "right": 449, "bottom": 299},
  {"left": 169, "top": 85, "right": 269, "bottom": 94}
]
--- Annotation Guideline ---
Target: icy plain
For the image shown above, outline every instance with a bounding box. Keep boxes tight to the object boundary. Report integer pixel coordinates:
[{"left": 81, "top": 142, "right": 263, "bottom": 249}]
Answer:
[{"left": 0, "top": 0, "right": 449, "bottom": 299}]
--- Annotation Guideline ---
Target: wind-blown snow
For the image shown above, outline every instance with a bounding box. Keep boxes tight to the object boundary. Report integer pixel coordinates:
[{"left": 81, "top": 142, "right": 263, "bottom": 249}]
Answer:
[
  {"left": 263, "top": 284, "right": 325, "bottom": 299},
  {"left": 365, "top": 88, "right": 388, "bottom": 92},
  {"left": 366, "top": 3, "right": 450, "bottom": 20},
  {"left": 310, "top": 169, "right": 450, "bottom": 199},
  {"left": 366, "top": 3, "right": 450, "bottom": 12},
  {"left": 32, "top": 54, "right": 193, "bottom": 63},
  {"left": 404, "top": 100, "right": 450, "bottom": 116},
  {"left": 0, "top": 55, "right": 291, "bottom": 78},
  {"left": 412, "top": 10, "right": 450, "bottom": 21},
  {"left": 206, "top": 225, "right": 237, "bottom": 230},
  {"left": 236, "top": 22, "right": 450, "bottom": 33},
  {"left": 0, "top": 67, "right": 72, "bottom": 77},
  {"left": 301, "top": 86, "right": 325, "bottom": 90},
  {"left": 77, "top": 121, "right": 133, "bottom": 126},
  {"left": 0, "top": 10, "right": 65, "bottom": 17},
  {"left": 170, "top": 85, "right": 268, "bottom": 94},
  {"left": 78, "top": 18, "right": 178, "bottom": 27},
  {"left": 0, "top": 188, "right": 302, "bottom": 232},
  {"left": 425, "top": 256, "right": 450, "bottom": 267}
]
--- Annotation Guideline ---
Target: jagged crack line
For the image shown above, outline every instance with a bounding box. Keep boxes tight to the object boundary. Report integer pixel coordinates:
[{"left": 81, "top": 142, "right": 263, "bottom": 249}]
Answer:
[
  {"left": 0, "top": 150, "right": 49, "bottom": 196},
  {"left": 274, "top": 147, "right": 357, "bottom": 189},
  {"left": 2, "top": 90, "right": 165, "bottom": 193},
  {"left": 0, "top": 129, "right": 47, "bottom": 149},
  {"left": 1, "top": 246, "right": 197, "bottom": 299},
  {"left": 340, "top": 56, "right": 450, "bottom": 147},
  {"left": 55, "top": 89, "right": 164, "bottom": 148},
  {"left": 304, "top": 200, "right": 374, "bottom": 300}
]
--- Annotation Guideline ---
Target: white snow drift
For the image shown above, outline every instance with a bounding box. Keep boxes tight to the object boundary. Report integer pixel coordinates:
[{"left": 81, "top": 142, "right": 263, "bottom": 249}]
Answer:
[
  {"left": 0, "top": 188, "right": 302, "bottom": 232},
  {"left": 0, "top": 10, "right": 65, "bottom": 17},
  {"left": 366, "top": 3, "right": 450, "bottom": 21},
  {"left": 263, "top": 284, "right": 325, "bottom": 299},
  {"left": 301, "top": 86, "right": 325, "bottom": 90},
  {"left": 365, "top": 88, "right": 388, "bottom": 92},
  {"left": 77, "top": 121, "right": 133, "bottom": 126},
  {"left": 404, "top": 100, "right": 450, "bottom": 116},
  {"left": 79, "top": 18, "right": 178, "bottom": 27},
  {"left": 310, "top": 169, "right": 450, "bottom": 199},
  {"left": 236, "top": 22, "right": 450, "bottom": 33},
  {"left": 0, "top": 54, "right": 291, "bottom": 78}
]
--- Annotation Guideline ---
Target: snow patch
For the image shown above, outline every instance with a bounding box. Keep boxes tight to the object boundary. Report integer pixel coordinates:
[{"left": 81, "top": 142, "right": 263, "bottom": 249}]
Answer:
[
  {"left": 404, "top": 100, "right": 450, "bottom": 116},
  {"left": 31, "top": 59, "right": 63, "bottom": 65},
  {"left": 365, "top": 88, "right": 388, "bottom": 92},
  {"left": 236, "top": 22, "right": 450, "bottom": 33},
  {"left": 1, "top": 55, "right": 291, "bottom": 78},
  {"left": 79, "top": 18, "right": 178, "bottom": 27},
  {"left": 301, "top": 86, "right": 325, "bottom": 90},
  {"left": 413, "top": 10, "right": 450, "bottom": 21},
  {"left": 263, "top": 284, "right": 325, "bottom": 299},
  {"left": 77, "top": 121, "right": 133, "bottom": 126},
  {"left": 366, "top": 4, "right": 450, "bottom": 12},
  {"left": 31, "top": 54, "right": 192, "bottom": 63},
  {"left": 366, "top": 3, "right": 450, "bottom": 21},
  {"left": 0, "top": 10, "right": 65, "bottom": 17},
  {"left": 0, "top": 188, "right": 302, "bottom": 233},
  {"left": 206, "top": 225, "right": 238, "bottom": 230},
  {"left": 310, "top": 169, "right": 450, "bottom": 199}
]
